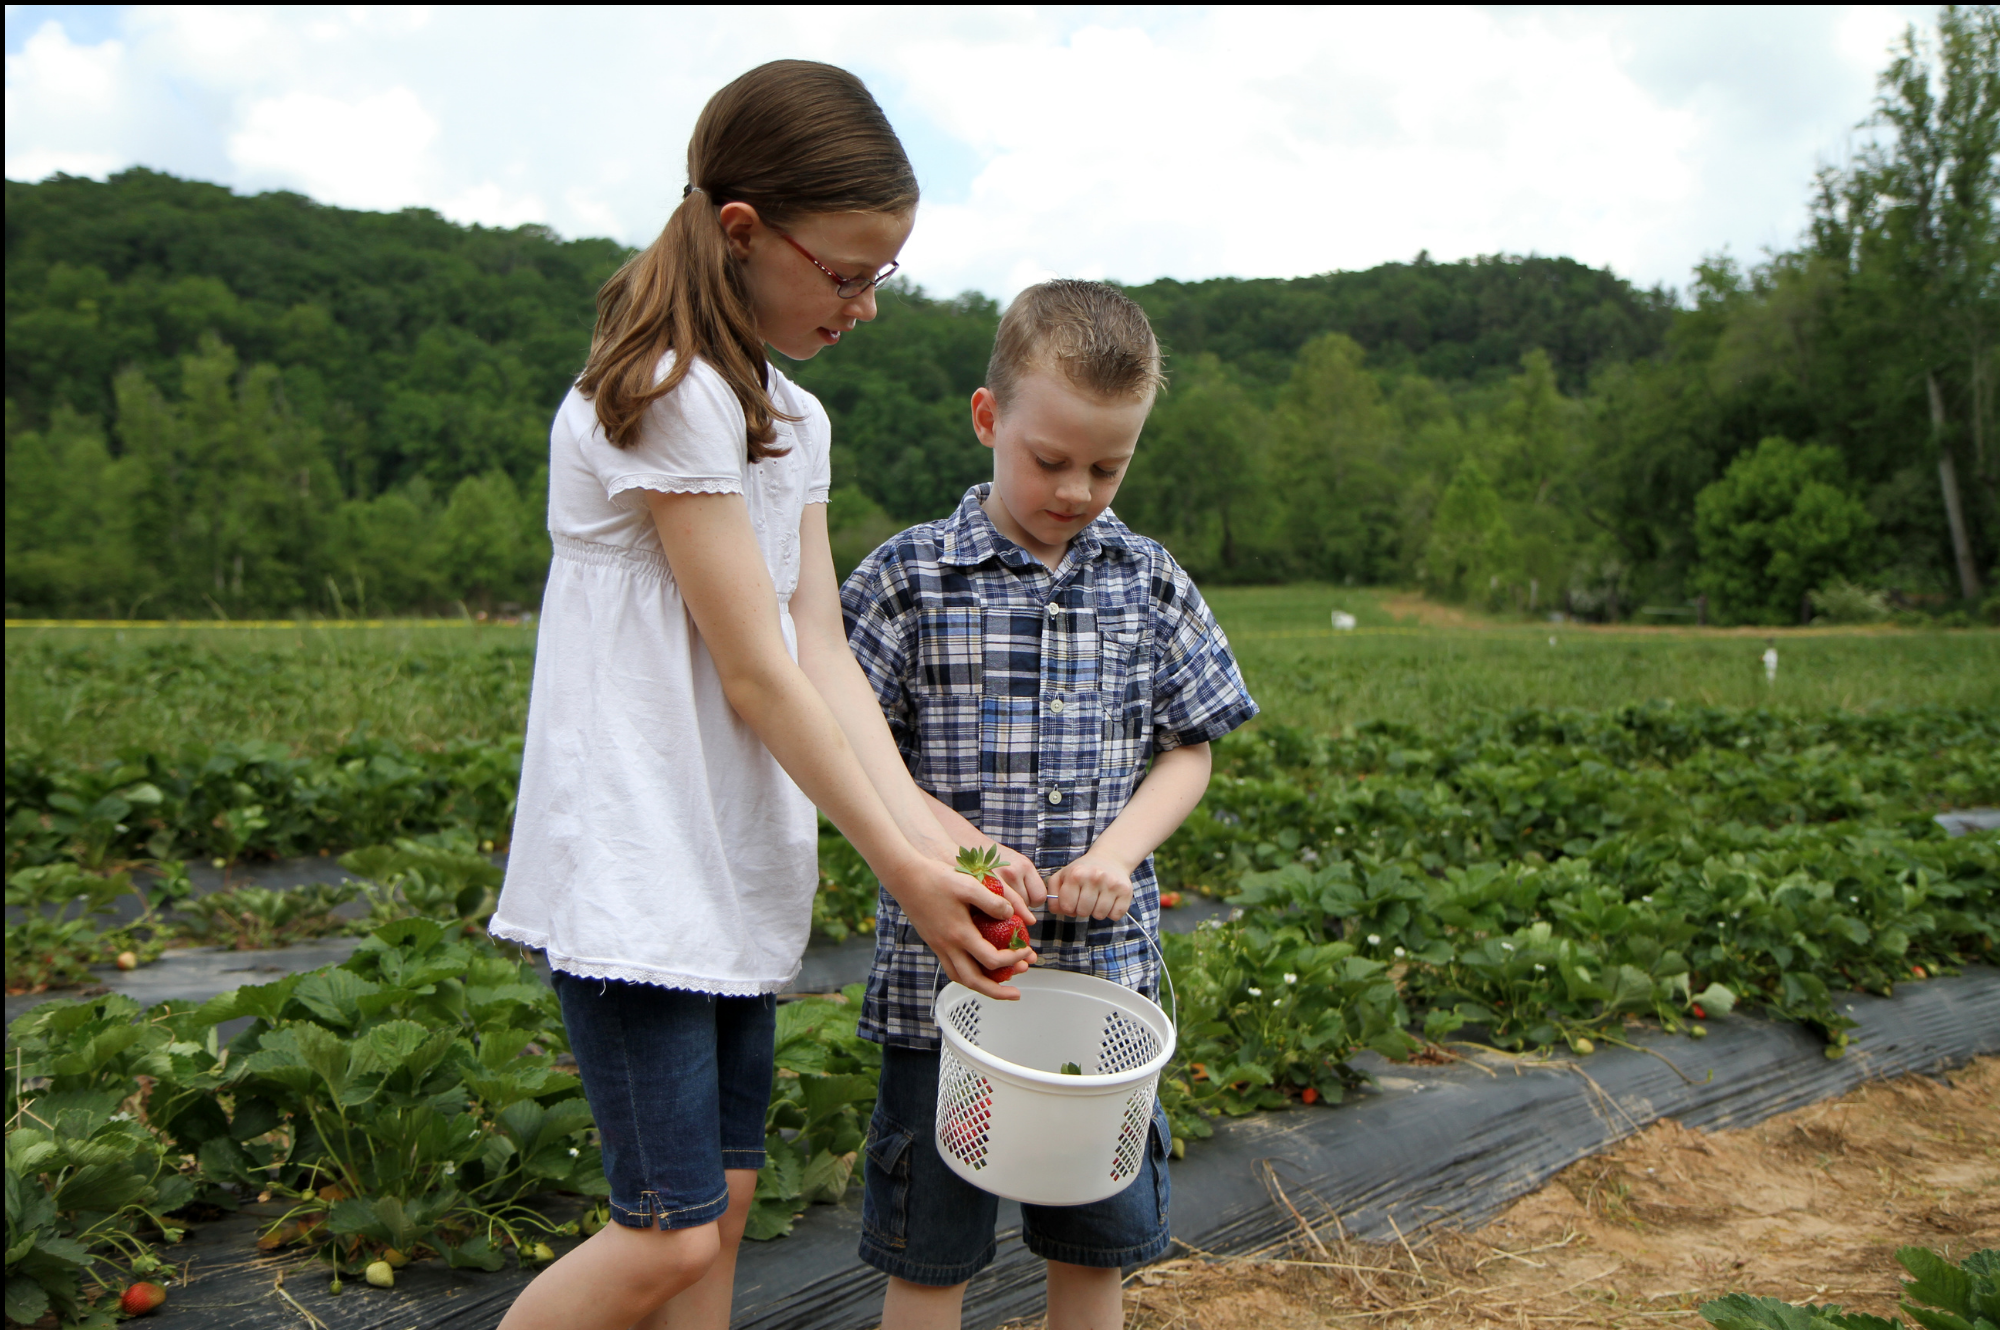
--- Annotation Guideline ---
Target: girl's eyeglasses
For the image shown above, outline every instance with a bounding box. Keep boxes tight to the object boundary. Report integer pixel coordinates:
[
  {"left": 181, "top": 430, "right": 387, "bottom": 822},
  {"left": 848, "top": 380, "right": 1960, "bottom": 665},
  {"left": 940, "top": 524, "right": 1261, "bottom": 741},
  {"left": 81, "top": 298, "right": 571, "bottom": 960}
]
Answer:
[{"left": 777, "top": 231, "right": 898, "bottom": 299}]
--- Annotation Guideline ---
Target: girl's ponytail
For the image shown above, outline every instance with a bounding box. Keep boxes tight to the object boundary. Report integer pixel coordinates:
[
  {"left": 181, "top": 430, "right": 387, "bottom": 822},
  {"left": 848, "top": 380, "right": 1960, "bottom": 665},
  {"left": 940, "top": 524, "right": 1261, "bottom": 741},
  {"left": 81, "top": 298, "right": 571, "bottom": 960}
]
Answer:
[{"left": 579, "top": 61, "right": 918, "bottom": 458}]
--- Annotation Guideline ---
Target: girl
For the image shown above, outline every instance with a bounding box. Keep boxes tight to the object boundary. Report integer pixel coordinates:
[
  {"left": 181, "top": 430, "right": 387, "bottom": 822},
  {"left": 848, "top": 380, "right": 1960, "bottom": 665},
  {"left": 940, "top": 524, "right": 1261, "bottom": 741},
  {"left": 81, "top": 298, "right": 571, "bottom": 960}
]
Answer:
[{"left": 492, "top": 61, "right": 1040, "bottom": 1330}]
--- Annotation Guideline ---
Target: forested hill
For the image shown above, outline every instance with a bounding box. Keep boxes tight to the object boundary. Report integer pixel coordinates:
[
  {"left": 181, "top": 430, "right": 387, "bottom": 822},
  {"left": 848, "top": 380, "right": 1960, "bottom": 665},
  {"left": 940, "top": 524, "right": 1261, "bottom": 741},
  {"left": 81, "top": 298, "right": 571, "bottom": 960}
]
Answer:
[
  {"left": 1132, "top": 259, "right": 1673, "bottom": 392},
  {"left": 6, "top": 0, "right": 1995, "bottom": 639},
  {"left": 5, "top": 168, "right": 626, "bottom": 496},
  {"left": 4, "top": 167, "right": 1671, "bottom": 616}
]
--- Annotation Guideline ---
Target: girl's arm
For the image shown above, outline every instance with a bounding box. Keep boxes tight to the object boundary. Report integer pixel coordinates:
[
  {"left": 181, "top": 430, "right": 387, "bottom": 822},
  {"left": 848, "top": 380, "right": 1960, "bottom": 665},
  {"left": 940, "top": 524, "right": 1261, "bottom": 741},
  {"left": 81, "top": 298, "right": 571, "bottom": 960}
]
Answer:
[
  {"left": 647, "top": 490, "right": 1031, "bottom": 995},
  {"left": 790, "top": 504, "right": 1048, "bottom": 907}
]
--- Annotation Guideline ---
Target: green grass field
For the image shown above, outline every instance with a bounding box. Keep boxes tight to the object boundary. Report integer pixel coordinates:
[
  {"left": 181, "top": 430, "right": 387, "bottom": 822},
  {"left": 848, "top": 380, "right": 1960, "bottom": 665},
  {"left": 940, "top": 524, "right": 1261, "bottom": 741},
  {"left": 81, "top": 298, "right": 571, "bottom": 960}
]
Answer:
[
  {"left": 1210, "top": 586, "right": 2000, "bottom": 732},
  {"left": 6, "top": 587, "right": 1995, "bottom": 763}
]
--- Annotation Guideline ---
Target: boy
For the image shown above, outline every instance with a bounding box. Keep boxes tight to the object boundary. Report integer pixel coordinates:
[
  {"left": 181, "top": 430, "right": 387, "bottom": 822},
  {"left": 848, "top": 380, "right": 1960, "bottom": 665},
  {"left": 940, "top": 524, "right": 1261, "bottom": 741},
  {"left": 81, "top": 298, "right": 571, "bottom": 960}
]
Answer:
[{"left": 840, "top": 280, "right": 1258, "bottom": 1329}]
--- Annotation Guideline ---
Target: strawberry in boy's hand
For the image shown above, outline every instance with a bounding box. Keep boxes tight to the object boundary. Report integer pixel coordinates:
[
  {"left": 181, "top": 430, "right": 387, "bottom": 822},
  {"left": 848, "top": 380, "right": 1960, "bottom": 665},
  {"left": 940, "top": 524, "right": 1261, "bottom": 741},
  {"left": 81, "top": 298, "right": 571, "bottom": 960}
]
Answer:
[{"left": 956, "top": 845, "right": 1031, "bottom": 981}]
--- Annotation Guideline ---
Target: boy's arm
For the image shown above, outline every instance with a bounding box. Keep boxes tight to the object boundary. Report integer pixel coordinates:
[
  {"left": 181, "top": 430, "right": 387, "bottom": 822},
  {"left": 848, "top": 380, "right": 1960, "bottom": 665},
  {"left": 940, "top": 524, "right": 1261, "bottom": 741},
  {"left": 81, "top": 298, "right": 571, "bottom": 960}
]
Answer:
[{"left": 1046, "top": 742, "right": 1212, "bottom": 921}]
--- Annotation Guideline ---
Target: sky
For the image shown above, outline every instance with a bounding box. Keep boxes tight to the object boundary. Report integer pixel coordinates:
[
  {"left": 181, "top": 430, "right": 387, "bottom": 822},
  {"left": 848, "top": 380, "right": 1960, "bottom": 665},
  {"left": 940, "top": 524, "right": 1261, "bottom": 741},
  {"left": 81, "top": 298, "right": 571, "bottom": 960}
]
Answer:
[{"left": 3, "top": 5, "right": 1939, "bottom": 302}]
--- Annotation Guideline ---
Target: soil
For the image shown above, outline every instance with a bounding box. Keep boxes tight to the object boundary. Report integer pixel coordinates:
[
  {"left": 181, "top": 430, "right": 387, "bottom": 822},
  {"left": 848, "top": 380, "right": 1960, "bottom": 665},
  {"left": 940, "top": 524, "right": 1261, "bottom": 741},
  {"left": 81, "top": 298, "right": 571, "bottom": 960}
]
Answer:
[{"left": 1059, "top": 1056, "right": 1999, "bottom": 1329}]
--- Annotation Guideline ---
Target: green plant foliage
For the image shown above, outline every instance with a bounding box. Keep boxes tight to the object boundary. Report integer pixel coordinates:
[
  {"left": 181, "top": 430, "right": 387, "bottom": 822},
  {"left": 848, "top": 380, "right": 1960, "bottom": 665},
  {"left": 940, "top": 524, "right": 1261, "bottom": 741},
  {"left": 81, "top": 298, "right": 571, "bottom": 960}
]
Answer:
[
  {"left": 184, "top": 881, "right": 359, "bottom": 949},
  {"left": 6, "top": 735, "right": 521, "bottom": 871},
  {"left": 1698, "top": 1245, "right": 1999, "bottom": 1330},
  {"left": 338, "top": 835, "right": 505, "bottom": 931},
  {"left": 1812, "top": 579, "right": 1893, "bottom": 624},
  {"left": 1154, "top": 706, "right": 1996, "bottom": 1067},
  {"left": 1159, "top": 920, "right": 1414, "bottom": 1141},
  {"left": 813, "top": 816, "right": 880, "bottom": 942},
  {"left": 1692, "top": 438, "right": 1881, "bottom": 625},
  {"left": 4, "top": 993, "right": 203, "bottom": 1327},
  {"left": 745, "top": 989, "right": 881, "bottom": 1241},
  {"left": 5, "top": 920, "right": 600, "bottom": 1284}
]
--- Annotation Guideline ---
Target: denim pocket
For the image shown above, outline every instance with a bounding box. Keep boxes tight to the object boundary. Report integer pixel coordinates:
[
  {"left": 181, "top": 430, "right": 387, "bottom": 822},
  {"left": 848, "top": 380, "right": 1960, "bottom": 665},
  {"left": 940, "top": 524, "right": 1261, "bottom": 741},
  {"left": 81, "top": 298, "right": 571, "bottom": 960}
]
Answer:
[{"left": 861, "top": 1111, "right": 916, "bottom": 1248}]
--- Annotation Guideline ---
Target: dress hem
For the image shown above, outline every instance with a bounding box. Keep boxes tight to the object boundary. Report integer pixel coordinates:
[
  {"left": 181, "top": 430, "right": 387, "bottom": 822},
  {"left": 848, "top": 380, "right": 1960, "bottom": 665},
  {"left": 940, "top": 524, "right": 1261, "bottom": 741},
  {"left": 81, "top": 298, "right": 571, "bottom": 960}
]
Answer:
[{"left": 488, "top": 918, "right": 802, "bottom": 997}]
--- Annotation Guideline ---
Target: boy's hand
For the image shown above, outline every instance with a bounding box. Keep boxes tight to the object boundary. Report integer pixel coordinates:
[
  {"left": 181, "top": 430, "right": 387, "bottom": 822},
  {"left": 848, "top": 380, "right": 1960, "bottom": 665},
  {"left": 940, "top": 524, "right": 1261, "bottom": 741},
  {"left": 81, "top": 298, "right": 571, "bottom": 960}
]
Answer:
[
  {"left": 987, "top": 841, "right": 1048, "bottom": 911},
  {"left": 1043, "top": 851, "right": 1135, "bottom": 922}
]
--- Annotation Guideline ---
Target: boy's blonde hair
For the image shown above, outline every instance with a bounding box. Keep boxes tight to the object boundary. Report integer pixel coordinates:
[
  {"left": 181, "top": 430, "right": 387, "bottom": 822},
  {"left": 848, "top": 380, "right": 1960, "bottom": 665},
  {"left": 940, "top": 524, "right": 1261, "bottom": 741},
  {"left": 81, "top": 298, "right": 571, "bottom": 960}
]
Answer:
[{"left": 986, "top": 279, "right": 1165, "bottom": 409}]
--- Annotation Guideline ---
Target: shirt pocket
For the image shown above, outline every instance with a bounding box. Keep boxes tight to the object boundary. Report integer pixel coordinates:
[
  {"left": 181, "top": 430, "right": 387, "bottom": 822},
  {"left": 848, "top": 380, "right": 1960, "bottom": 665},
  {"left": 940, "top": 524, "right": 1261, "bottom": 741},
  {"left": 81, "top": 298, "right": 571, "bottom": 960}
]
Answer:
[
  {"left": 916, "top": 606, "right": 983, "bottom": 695},
  {"left": 1099, "top": 628, "right": 1150, "bottom": 777}
]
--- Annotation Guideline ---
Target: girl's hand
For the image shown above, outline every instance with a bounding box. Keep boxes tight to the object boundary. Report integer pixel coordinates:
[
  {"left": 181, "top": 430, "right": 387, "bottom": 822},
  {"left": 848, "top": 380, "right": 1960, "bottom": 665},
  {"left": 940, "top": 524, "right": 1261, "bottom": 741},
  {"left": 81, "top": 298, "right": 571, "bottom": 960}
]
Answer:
[
  {"left": 881, "top": 853, "right": 1039, "bottom": 998},
  {"left": 1043, "top": 852, "right": 1135, "bottom": 922}
]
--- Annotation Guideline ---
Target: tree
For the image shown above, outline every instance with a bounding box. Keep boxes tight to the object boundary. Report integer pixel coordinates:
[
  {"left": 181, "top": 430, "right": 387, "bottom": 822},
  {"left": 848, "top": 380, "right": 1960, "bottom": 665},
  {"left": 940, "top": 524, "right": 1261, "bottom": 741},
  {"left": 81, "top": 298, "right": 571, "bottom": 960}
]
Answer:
[
  {"left": 1818, "top": 5, "right": 1998, "bottom": 602},
  {"left": 1116, "top": 354, "right": 1275, "bottom": 580},
  {"left": 1423, "top": 458, "right": 1515, "bottom": 605},
  {"left": 1692, "top": 438, "right": 1878, "bottom": 624}
]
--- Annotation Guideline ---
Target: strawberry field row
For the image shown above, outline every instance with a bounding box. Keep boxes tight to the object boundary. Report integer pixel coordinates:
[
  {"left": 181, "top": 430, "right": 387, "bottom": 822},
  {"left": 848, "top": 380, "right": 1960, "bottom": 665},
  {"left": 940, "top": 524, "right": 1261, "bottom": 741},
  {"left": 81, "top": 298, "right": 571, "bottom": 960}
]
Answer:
[{"left": 5, "top": 703, "right": 1995, "bottom": 1318}]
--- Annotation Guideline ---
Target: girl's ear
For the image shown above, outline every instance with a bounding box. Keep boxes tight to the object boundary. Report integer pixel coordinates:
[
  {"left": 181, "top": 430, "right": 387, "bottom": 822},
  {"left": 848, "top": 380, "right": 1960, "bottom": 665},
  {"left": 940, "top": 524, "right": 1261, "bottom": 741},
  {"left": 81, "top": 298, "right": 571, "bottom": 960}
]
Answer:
[
  {"left": 718, "top": 201, "right": 763, "bottom": 262},
  {"left": 970, "top": 387, "right": 999, "bottom": 449}
]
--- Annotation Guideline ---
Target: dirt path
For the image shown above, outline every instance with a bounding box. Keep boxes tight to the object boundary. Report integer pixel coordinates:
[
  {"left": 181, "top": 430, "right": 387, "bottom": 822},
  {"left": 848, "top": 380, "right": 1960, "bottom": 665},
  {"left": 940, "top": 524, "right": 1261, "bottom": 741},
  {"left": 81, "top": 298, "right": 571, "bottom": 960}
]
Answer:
[{"left": 1081, "top": 1056, "right": 1998, "bottom": 1329}]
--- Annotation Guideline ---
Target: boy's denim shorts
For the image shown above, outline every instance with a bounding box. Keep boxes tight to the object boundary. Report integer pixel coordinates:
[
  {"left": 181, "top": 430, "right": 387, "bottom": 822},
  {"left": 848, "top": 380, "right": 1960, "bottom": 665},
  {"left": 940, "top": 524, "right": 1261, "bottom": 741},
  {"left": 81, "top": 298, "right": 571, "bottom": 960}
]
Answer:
[
  {"left": 553, "top": 972, "right": 775, "bottom": 1231},
  {"left": 858, "top": 1045, "right": 1173, "bottom": 1284}
]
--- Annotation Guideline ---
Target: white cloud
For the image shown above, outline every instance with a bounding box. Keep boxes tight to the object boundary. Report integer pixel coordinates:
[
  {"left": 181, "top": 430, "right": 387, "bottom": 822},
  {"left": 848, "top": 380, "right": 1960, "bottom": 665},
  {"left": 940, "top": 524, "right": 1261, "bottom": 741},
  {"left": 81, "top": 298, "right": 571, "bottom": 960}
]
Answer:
[
  {"left": 3, "top": 4, "right": 1942, "bottom": 300},
  {"left": 228, "top": 87, "right": 438, "bottom": 211}
]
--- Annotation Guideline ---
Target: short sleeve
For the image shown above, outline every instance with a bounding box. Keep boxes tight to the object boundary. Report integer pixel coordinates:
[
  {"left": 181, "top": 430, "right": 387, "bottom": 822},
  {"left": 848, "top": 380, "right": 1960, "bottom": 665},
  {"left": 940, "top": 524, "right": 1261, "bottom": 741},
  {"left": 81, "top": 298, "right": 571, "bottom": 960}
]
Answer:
[
  {"left": 803, "top": 393, "right": 833, "bottom": 505},
  {"left": 596, "top": 356, "right": 747, "bottom": 506},
  {"left": 1149, "top": 554, "right": 1258, "bottom": 752},
  {"left": 840, "top": 545, "right": 916, "bottom": 761}
]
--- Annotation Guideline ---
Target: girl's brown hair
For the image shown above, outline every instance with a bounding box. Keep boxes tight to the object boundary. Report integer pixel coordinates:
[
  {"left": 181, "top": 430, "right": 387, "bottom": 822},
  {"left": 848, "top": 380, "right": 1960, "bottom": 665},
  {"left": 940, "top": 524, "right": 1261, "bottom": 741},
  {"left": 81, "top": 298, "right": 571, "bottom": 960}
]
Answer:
[{"left": 579, "top": 61, "right": 918, "bottom": 457}]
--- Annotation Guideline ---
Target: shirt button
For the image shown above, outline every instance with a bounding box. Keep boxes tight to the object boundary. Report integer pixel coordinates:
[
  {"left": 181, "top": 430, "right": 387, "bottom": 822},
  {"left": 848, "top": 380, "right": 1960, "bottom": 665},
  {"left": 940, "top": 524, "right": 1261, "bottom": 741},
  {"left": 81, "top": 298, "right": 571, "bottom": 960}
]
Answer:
[
  {"left": 1048, "top": 789, "right": 1063, "bottom": 806},
  {"left": 1049, "top": 697, "right": 1065, "bottom": 714},
  {"left": 1046, "top": 602, "right": 1059, "bottom": 617}
]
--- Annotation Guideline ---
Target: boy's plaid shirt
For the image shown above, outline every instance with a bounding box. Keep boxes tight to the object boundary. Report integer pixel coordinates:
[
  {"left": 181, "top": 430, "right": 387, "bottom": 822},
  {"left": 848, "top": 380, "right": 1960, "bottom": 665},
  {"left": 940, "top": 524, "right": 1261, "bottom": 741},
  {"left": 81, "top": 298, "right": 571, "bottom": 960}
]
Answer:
[{"left": 840, "top": 485, "right": 1258, "bottom": 1048}]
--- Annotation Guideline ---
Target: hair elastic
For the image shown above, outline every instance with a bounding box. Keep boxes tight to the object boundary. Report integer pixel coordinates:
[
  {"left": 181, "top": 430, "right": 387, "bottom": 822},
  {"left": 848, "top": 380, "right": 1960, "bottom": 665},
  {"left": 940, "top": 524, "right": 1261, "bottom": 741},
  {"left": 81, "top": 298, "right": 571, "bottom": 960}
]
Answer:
[{"left": 683, "top": 183, "right": 705, "bottom": 199}]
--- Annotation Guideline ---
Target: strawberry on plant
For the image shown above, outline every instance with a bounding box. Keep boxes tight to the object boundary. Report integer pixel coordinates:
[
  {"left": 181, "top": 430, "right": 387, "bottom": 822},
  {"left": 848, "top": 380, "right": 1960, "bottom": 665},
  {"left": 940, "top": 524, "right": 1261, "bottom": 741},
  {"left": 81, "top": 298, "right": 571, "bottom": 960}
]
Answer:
[
  {"left": 1160, "top": 891, "right": 1183, "bottom": 909},
  {"left": 121, "top": 1282, "right": 166, "bottom": 1316},
  {"left": 956, "top": 845, "right": 1031, "bottom": 981}
]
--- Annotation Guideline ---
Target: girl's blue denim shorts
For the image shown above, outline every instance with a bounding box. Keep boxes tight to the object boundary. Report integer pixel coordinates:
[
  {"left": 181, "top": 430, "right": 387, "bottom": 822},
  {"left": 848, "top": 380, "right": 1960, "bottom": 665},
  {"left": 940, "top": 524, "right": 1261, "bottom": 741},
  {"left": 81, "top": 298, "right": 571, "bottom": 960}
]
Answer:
[
  {"left": 553, "top": 972, "right": 776, "bottom": 1231},
  {"left": 858, "top": 1045, "right": 1172, "bottom": 1284}
]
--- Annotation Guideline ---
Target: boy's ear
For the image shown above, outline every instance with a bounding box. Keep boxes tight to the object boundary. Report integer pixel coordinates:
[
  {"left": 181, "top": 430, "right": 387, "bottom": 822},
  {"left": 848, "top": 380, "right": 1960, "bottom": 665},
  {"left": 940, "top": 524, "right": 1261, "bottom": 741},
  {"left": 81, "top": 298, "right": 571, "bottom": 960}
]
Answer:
[{"left": 970, "top": 386, "right": 999, "bottom": 450}]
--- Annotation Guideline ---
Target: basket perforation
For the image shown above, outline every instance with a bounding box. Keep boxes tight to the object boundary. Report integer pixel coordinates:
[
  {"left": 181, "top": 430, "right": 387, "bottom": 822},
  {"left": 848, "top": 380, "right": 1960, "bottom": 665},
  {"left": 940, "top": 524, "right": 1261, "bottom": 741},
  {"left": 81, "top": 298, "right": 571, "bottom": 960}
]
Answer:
[
  {"left": 936, "top": 1049, "right": 993, "bottom": 1171},
  {"left": 1096, "top": 1009, "right": 1160, "bottom": 1075},
  {"left": 1110, "top": 1086, "right": 1150, "bottom": 1181},
  {"left": 945, "top": 994, "right": 981, "bottom": 1046}
]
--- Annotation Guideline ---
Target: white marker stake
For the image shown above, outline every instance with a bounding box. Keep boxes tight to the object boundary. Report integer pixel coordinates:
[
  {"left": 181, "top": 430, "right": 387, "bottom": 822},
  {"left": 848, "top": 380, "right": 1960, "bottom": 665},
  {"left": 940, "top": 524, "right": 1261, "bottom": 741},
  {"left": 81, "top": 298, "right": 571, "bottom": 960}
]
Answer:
[{"left": 1762, "top": 648, "right": 1778, "bottom": 684}]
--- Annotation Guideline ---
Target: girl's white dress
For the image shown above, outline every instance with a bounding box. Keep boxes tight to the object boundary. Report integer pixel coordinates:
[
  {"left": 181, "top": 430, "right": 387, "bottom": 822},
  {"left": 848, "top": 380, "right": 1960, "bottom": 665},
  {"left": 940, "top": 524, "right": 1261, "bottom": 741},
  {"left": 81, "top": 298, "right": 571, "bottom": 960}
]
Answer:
[{"left": 490, "top": 355, "right": 829, "bottom": 993}]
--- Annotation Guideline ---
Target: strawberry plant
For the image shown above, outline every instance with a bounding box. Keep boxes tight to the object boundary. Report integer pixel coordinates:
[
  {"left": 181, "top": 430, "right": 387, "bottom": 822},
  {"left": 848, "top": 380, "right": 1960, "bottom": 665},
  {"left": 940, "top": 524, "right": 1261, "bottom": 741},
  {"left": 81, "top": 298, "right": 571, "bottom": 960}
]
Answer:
[
  {"left": 4, "top": 993, "right": 205, "bottom": 1328},
  {"left": 182, "top": 882, "right": 359, "bottom": 949},
  {"left": 1699, "top": 1245, "right": 1998, "bottom": 1329},
  {"left": 747, "top": 989, "right": 881, "bottom": 1240},
  {"left": 1159, "top": 921, "right": 1414, "bottom": 1146},
  {"left": 812, "top": 815, "right": 879, "bottom": 941},
  {"left": 338, "top": 836, "right": 504, "bottom": 930},
  {"left": 4, "top": 864, "right": 167, "bottom": 993}
]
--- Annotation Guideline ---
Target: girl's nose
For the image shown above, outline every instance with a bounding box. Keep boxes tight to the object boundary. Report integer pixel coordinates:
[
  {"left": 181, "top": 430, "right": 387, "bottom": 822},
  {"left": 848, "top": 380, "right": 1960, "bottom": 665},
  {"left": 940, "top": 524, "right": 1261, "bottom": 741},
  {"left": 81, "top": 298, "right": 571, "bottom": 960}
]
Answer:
[{"left": 845, "top": 288, "right": 879, "bottom": 324}]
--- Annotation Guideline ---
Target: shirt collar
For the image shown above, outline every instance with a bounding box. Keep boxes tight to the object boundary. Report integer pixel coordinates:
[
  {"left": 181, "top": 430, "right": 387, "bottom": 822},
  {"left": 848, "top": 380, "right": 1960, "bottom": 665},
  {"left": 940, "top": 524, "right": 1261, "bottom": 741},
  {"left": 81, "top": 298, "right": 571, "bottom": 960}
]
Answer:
[{"left": 937, "top": 484, "right": 1139, "bottom": 570}]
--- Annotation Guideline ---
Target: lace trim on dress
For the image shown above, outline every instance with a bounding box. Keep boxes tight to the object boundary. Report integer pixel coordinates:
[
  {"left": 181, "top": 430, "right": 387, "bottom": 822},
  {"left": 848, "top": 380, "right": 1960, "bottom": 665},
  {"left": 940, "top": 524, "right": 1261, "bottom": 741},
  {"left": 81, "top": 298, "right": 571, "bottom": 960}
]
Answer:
[
  {"left": 605, "top": 473, "right": 743, "bottom": 500},
  {"left": 488, "top": 918, "right": 800, "bottom": 996},
  {"left": 805, "top": 485, "right": 831, "bottom": 505}
]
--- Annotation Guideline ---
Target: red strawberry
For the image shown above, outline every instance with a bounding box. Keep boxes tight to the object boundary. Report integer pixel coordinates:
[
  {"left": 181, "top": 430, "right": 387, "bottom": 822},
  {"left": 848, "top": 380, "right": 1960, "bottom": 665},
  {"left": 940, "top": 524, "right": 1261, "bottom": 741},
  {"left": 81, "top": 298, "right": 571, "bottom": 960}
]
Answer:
[
  {"left": 122, "top": 1282, "right": 167, "bottom": 1316},
  {"left": 956, "top": 845, "right": 1031, "bottom": 981}
]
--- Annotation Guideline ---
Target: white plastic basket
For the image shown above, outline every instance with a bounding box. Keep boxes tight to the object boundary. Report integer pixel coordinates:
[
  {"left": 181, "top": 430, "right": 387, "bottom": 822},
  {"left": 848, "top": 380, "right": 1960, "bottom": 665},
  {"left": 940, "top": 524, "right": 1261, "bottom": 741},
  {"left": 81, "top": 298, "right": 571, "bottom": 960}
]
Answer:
[{"left": 932, "top": 961, "right": 1177, "bottom": 1207}]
